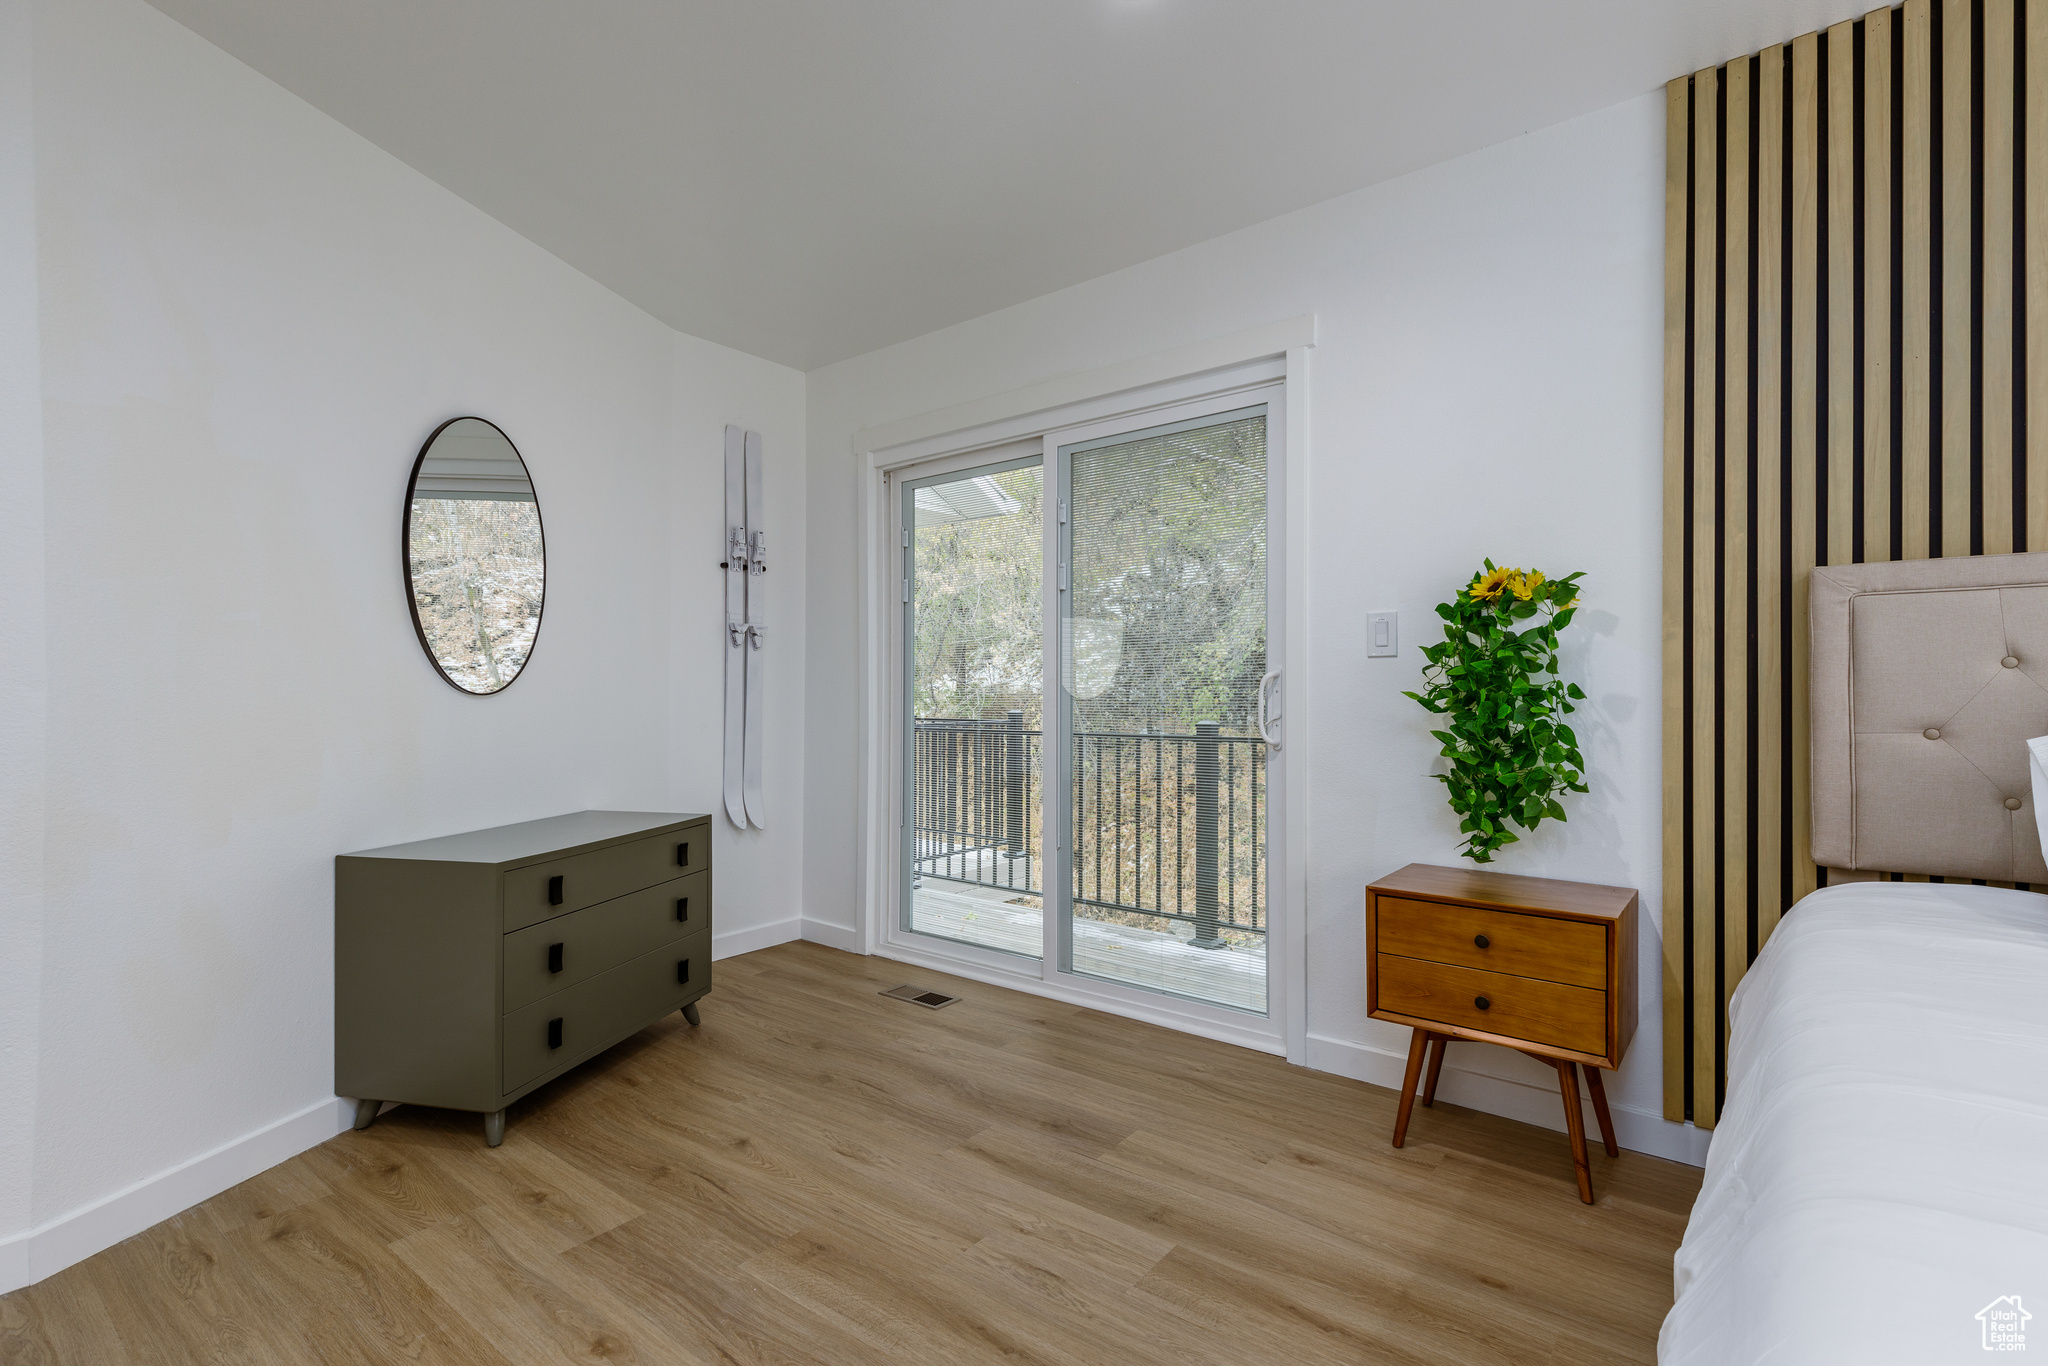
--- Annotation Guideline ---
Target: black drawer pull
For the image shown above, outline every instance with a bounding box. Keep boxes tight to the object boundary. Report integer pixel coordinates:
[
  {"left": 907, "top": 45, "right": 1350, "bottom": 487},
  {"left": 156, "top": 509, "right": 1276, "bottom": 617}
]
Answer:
[
  {"left": 677, "top": 958, "right": 690, "bottom": 984},
  {"left": 1474, "top": 996, "right": 1491, "bottom": 1011},
  {"left": 547, "top": 1017, "right": 563, "bottom": 1049},
  {"left": 676, "top": 841, "right": 690, "bottom": 867},
  {"left": 547, "top": 942, "right": 564, "bottom": 974},
  {"left": 1473, "top": 934, "right": 1490, "bottom": 949},
  {"left": 547, "top": 875, "right": 564, "bottom": 906},
  {"left": 675, "top": 896, "right": 689, "bottom": 922}
]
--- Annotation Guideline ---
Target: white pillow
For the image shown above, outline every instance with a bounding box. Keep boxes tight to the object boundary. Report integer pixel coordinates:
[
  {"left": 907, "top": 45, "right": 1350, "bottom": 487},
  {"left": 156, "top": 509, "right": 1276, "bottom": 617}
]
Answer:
[{"left": 2029, "top": 735, "right": 2048, "bottom": 867}]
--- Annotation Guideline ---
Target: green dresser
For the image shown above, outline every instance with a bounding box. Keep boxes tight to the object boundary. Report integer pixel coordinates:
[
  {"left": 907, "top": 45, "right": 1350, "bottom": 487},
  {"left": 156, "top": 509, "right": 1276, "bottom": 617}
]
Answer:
[{"left": 336, "top": 810, "right": 712, "bottom": 1146}]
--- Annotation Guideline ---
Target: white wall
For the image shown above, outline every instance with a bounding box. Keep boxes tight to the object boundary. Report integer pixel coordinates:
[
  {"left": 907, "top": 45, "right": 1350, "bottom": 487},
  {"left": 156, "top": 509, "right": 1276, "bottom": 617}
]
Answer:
[
  {"left": 0, "top": 0, "right": 48, "bottom": 1270},
  {"left": 1, "top": 0, "right": 804, "bottom": 1291},
  {"left": 805, "top": 93, "right": 1705, "bottom": 1163}
]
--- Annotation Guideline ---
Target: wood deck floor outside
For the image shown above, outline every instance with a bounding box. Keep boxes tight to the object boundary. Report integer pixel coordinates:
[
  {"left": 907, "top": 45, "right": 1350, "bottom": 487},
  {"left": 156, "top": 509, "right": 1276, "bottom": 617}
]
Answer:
[{"left": 0, "top": 941, "right": 1700, "bottom": 1366}]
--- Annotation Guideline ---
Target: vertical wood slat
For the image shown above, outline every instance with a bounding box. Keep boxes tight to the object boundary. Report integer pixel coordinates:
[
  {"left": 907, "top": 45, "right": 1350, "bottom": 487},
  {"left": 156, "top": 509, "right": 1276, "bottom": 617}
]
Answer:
[
  {"left": 1756, "top": 43, "right": 1788, "bottom": 952},
  {"left": 1666, "top": 2, "right": 2043, "bottom": 1123},
  {"left": 1867, "top": 8, "right": 1896, "bottom": 561},
  {"left": 1790, "top": 33, "right": 1821, "bottom": 908},
  {"left": 1723, "top": 56, "right": 1755, "bottom": 1020},
  {"left": 1690, "top": 63, "right": 1722, "bottom": 1131},
  {"left": 2031, "top": 0, "right": 2048, "bottom": 550},
  {"left": 1943, "top": 0, "right": 1973, "bottom": 554},
  {"left": 1662, "top": 77, "right": 1692, "bottom": 1126},
  {"left": 1988, "top": 0, "right": 2017, "bottom": 553},
  {"left": 1905, "top": 0, "right": 1935, "bottom": 557},
  {"left": 1830, "top": 22, "right": 1859, "bottom": 568}
]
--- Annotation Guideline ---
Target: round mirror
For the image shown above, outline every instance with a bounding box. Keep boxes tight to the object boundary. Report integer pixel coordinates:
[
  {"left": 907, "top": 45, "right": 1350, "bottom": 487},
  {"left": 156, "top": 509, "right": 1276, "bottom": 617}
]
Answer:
[{"left": 402, "top": 417, "right": 545, "bottom": 694}]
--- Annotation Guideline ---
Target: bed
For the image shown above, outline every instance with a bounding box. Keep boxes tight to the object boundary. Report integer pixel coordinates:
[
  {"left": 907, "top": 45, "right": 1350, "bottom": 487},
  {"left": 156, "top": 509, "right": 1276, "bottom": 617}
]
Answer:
[{"left": 1660, "top": 554, "right": 2048, "bottom": 1365}]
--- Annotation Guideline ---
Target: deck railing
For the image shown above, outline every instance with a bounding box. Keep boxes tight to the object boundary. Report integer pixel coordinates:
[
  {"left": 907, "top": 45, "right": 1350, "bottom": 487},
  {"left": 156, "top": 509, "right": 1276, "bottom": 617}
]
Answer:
[{"left": 913, "top": 714, "right": 1265, "bottom": 944}]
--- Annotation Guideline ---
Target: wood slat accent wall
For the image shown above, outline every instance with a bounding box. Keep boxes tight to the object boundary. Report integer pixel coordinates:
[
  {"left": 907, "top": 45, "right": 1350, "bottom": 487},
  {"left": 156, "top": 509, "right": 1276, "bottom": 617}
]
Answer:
[{"left": 1663, "top": 0, "right": 2048, "bottom": 1126}]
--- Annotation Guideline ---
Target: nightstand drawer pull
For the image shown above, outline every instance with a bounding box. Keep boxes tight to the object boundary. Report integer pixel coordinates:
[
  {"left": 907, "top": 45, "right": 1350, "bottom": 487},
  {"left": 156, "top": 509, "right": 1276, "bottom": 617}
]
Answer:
[
  {"left": 547, "top": 875, "right": 564, "bottom": 906},
  {"left": 1473, "top": 934, "right": 1489, "bottom": 949},
  {"left": 1474, "top": 996, "right": 1490, "bottom": 1010},
  {"left": 547, "top": 1017, "right": 563, "bottom": 1049},
  {"left": 676, "top": 841, "right": 690, "bottom": 867},
  {"left": 547, "top": 942, "right": 564, "bottom": 974},
  {"left": 676, "top": 896, "right": 689, "bottom": 922},
  {"left": 678, "top": 958, "right": 690, "bottom": 984}
]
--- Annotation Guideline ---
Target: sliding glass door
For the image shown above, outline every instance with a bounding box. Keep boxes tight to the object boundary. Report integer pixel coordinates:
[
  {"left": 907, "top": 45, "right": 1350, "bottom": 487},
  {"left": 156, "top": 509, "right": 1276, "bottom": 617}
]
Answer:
[
  {"left": 897, "top": 392, "right": 1280, "bottom": 1024},
  {"left": 901, "top": 455, "right": 1046, "bottom": 958},
  {"left": 1057, "top": 408, "right": 1270, "bottom": 1013}
]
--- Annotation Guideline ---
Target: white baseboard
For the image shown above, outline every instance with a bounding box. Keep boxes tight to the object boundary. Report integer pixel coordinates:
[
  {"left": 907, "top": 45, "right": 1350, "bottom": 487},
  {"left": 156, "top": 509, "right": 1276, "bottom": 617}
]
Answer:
[
  {"left": 0, "top": 1095, "right": 356, "bottom": 1295},
  {"left": 712, "top": 916, "right": 802, "bottom": 959},
  {"left": 1305, "top": 1033, "right": 1711, "bottom": 1168},
  {"left": 799, "top": 918, "right": 864, "bottom": 953}
]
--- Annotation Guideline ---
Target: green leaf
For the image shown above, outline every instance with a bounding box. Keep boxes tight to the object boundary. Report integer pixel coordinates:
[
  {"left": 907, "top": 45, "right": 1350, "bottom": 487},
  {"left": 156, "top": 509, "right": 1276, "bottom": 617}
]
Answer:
[{"left": 1406, "top": 563, "right": 1590, "bottom": 862}]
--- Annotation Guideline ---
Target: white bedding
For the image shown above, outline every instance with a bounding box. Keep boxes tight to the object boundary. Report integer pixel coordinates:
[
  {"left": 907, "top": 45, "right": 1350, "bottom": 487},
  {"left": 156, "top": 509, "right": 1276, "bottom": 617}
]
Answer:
[{"left": 1660, "top": 881, "right": 2048, "bottom": 1365}]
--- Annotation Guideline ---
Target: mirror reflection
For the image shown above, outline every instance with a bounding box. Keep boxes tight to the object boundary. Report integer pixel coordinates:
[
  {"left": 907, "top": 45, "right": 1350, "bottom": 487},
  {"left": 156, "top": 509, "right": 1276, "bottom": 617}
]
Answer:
[{"left": 404, "top": 417, "right": 545, "bottom": 694}]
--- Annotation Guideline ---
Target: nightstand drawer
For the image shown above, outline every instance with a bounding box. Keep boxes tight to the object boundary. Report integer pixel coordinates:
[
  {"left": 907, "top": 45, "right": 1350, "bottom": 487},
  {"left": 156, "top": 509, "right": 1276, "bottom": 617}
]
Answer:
[
  {"left": 503, "top": 826, "right": 708, "bottom": 932},
  {"left": 1375, "top": 895, "right": 1607, "bottom": 988},
  {"left": 501, "top": 870, "right": 709, "bottom": 1013},
  {"left": 1376, "top": 953, "right": 1607, "bottom": 1055},
  {"left": 503, "top": 932, "right": 710, "bottom": 1092}
]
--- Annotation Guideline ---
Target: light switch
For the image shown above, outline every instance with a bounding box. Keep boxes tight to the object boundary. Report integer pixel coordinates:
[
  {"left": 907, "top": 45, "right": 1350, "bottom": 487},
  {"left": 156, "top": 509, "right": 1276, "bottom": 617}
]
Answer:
[{"left": 1367, "top": 610, "right": 1398, "bottom": 658}]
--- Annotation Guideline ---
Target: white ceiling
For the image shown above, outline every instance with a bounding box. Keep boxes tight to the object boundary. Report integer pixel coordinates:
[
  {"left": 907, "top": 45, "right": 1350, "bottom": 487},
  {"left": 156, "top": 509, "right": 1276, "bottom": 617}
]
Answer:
[{"left": 145, "top": 0, "right": 1870, "bottom": 370}]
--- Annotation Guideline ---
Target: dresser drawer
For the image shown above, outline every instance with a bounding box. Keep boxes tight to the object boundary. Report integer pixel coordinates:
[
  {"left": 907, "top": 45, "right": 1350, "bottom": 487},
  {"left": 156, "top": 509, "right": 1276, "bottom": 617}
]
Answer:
[
  {"left": 1374, "top": 895, "right": 1607, "bottom": 988},
  {"left": 502, "top": 870, "right": 709, "bottom": 1012},
  {"left": 502, "top": 931, "right": 711, "bottom": 1092},
  {"left": 503, "top": 826, "right": 708, "bottom": 932},
  {"left": 1376, "top": 953, "right": 1607, "bottom": 1055}
]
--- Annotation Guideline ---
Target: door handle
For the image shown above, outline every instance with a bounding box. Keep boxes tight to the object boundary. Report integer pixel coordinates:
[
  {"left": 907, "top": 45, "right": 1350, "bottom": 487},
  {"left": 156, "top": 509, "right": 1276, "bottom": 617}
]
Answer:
[{"left": 1257, "top": 670, "right": 1283, "bottom": 751}]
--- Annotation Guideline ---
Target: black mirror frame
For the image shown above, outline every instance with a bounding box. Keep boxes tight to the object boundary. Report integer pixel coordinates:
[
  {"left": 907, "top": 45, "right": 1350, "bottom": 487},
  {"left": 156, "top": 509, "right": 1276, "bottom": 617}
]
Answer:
[{"left": 401, "top": 415, "right": 548, "bottom": 696}]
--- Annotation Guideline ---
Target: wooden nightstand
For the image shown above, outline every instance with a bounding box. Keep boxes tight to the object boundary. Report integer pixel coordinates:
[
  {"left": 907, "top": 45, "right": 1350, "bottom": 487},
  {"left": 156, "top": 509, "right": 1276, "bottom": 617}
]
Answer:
[{"left": 1367, "top": 862, "right": 1637, "bottom": 1203}]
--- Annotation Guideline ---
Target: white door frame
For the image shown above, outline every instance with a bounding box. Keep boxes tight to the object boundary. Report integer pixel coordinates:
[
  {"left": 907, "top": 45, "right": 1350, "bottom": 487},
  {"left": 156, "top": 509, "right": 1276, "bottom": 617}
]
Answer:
[{"left": 851, "top": 318, "right": 1313, "bottom": 1063}]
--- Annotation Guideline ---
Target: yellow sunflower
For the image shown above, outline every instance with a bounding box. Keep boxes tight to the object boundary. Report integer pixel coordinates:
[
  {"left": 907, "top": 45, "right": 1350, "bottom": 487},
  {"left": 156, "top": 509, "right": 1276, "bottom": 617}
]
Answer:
[
  {"left": 1469, "top": 565, "right": 1518, "bottom": 601},
  {"left": 1509, "top": 569, "right": 1546, "bottom": 601}
]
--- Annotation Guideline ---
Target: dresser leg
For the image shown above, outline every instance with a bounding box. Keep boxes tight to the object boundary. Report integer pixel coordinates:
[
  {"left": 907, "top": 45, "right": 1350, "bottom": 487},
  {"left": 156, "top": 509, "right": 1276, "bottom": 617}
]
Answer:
[
  {"left": 1421, "top": 1034, "right": 1447, "bottom": 1107},
  {"left": 1554, "top": 1061, "right": 1593, "bottom": 1203},
  {"left": 682, "top": 1002, "right": 701, "bottom": 1026},
  {"left": 1391, "top": 1029, "right": 1429, "bottom": 1148},
  {"left": 1584, "top": 1064, "right": 1620, "bottom": 1157},
  {"left": 352, "top": 1098, "right": 380, "bottom": 1132},
  {"left": 484, "top": 1110, "right": 505, "bottom": 1148}
]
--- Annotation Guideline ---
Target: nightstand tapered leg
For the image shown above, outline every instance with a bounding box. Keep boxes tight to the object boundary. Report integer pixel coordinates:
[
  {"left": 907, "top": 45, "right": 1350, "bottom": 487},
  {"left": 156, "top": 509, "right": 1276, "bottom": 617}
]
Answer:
[
  {"left": 1584, "top": 1064, "right": 1619, "bottom": 1157},
  {"left": 1555, "top": 1061, "right": 1593, "bottom": 1203},
  {"left": 1391, "top": 1029, "right": 1430, "bottom": 1148},
  {"left": 1421, "top": 1034, "right": 1447, "bottom": 1107}
]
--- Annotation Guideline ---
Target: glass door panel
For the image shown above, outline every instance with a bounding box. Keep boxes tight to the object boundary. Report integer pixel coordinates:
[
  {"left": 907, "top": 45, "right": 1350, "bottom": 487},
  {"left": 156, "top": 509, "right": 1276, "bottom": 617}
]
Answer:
[
  {"left": 903, "top": 458, "right": 1045, "bottom": 958},
  {"left": 1060, "top": 408, "right": 1269, "bottom": 1013}
]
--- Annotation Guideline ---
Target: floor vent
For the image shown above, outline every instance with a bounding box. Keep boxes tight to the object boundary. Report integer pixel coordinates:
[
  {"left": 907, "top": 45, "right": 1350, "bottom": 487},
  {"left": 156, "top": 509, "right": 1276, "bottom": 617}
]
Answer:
[{"left": 880, "top": 984, "right": 960, "bottom": 1010}]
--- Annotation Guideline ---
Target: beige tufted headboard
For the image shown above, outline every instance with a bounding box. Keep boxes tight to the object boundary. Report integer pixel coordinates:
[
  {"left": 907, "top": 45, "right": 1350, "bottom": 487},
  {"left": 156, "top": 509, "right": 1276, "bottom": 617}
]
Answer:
[{"left": 1811, "top": 552, "right": 2048, "bottom": 884}]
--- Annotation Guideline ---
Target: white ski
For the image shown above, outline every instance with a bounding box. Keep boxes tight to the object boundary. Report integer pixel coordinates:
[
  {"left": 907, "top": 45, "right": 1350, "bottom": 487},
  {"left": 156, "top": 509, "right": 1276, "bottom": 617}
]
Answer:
[
  {"left": 742, "top": 430, "right": 768, "bottom": 829},
  {"left": 721, "top": 425, "right": 747, "bottom": 828}
]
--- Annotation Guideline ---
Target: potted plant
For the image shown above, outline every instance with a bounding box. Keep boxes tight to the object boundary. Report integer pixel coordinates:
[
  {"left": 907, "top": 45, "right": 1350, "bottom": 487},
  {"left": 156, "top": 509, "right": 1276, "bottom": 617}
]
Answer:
[{"left": 1404, "top": 562, "right": 1588, "bottom": 863}]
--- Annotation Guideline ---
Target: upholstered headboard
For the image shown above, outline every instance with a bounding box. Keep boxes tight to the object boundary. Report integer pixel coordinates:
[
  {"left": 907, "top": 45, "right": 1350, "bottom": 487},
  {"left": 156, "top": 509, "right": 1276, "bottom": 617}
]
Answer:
[{"left": 1811, "top": 552, "right": 2048, "bottom": 883}]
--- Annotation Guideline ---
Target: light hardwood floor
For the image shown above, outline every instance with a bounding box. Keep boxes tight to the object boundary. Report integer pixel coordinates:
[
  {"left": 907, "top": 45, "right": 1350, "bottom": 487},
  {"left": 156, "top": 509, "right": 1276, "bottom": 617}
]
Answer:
[{"left": 0, "top": 942, "right": 1700, "bottom": 1366}]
